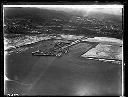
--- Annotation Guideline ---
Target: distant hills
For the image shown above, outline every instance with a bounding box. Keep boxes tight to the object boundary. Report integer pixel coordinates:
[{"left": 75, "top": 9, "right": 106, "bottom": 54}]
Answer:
[
  {"left": 4, "top": 7, "right": 73, "bottom": 24},
  {"left": 4, "top": 7, "right": 123, "bottom": 39},
  {"left": 4, "top": 7, "right": 122, "bottom": 24},
  {"left": 86, "top": 12, "right": 122, "bottom": 24}
]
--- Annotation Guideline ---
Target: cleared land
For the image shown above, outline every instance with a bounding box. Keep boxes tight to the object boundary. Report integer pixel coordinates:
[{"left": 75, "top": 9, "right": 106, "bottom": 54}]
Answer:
[
  {"left": 81, "top": 37, "right": 122, "bottom": 64},
  {"left": 81, "top": 43, "right": 122, "bottom": 60}
]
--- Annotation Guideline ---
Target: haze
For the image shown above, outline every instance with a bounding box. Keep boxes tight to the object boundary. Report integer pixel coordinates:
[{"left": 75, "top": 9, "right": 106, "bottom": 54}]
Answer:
[
  {"left": 37, "top": 5, "right": 123, "bottom": 16},
  {"left": 4, "top": 5, "right": 123, "bottom": 16}
]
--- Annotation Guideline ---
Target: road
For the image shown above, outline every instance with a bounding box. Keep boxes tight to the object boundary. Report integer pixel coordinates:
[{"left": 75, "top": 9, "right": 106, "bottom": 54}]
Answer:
[{"left": 5, "top": 40, "right": 122, "bottom": 96}]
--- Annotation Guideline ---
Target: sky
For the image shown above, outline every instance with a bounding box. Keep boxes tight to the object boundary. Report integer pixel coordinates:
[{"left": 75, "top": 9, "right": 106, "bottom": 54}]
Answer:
[
  {"left": 3, "top": 5, "right": 123, "bottom": 16},
  {"left": 39, "top": 5, "right": 123, "bottom": 16}
]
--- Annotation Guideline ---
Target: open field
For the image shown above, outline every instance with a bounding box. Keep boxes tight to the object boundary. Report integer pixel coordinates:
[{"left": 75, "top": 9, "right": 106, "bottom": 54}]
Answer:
[{"left": 81, "top": 43, "right": 122, "bottom": 63}]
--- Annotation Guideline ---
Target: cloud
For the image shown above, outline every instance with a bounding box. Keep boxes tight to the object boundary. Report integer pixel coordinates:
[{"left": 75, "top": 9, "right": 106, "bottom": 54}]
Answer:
[
  {"left": 84, "top": 8, "right": 122, "bottom": 15},
  {"left": 4, "top": 5, "right": 123, "bottom": 16},
  {"left": 38, "top": 5, "right": 123, "bottom": 16}
]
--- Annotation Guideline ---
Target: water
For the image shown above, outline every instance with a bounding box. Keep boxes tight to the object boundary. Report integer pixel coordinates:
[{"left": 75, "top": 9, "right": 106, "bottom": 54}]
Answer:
[{"left": 5, "top": 40, "right": 122, "bottom": 96}]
